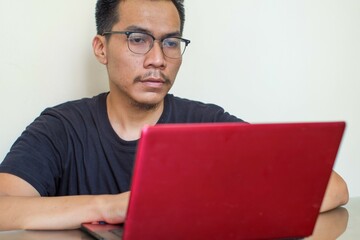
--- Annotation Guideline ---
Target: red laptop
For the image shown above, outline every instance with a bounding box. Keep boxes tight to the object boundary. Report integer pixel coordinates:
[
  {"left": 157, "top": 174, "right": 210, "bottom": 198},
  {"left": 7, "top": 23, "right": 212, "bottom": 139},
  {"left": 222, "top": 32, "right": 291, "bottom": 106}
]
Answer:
[{"left": 82, "top": 122, "right": 345, "bottom": 240}]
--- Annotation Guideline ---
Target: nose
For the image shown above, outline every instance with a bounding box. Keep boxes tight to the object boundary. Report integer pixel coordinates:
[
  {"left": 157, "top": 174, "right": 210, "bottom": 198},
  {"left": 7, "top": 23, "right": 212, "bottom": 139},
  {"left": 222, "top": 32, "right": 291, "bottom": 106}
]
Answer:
[{"left": 143, "top": 40, "right": 166, "bottom": 69}]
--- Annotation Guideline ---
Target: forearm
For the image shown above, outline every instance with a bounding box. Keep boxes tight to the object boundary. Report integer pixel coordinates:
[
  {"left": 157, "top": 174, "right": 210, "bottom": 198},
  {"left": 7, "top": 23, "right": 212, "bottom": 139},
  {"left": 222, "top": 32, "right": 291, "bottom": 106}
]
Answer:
[
  {"left": 0, "top": 193, "right": 129, "bottom": 231},
  {"left": 311, "top": 207, "right": 348, "bottom": 239},
  {"left": 0, "top": 195, "right": 100, "bottom": 230},
  {"left": 320, "top": 171, "right": 349, "bottom": 212}
]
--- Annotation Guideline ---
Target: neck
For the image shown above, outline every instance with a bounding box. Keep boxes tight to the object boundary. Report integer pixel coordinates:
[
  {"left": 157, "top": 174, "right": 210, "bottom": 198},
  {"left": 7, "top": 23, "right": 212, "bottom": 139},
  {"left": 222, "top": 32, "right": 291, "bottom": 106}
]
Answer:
[{"left": 106, "top": 92, "right": 164, "bottom": 141}]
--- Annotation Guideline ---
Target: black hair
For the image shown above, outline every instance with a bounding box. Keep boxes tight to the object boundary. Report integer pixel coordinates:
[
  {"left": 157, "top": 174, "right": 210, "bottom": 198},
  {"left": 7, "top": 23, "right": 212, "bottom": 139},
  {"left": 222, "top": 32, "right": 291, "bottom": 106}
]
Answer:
[{"left": 95, "top": 0, "right": 185, "bottom": 35}]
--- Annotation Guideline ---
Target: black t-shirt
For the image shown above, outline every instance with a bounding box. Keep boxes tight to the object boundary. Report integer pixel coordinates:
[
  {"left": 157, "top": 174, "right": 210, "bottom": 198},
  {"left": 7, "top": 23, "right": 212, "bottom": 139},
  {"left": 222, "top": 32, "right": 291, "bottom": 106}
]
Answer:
[{"left": 0, "top": 93, "right": 244, "bottom": 196}]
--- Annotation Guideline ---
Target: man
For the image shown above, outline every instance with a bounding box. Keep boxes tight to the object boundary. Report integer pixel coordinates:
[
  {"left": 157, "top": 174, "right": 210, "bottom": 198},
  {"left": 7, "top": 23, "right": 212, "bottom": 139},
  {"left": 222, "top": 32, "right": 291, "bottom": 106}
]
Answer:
[{"left": 0, "top": 0, "right": 348, "bottom": 230}]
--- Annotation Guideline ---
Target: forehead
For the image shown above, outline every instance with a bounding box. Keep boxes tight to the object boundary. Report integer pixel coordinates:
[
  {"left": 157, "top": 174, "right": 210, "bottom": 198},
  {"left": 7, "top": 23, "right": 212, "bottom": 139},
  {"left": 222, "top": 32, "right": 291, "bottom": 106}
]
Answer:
[{"left": 116, "top": 0, "right": 181, "bottom": 34}]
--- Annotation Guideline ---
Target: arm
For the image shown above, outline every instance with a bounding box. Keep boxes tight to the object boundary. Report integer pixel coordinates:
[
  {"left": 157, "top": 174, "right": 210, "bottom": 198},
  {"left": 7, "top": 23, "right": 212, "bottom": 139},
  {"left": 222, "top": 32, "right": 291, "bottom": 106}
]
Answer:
[
  {"left": 311, "top": 207, "right": 348, "bottom": 239},
  {"left": 319, "top": 171, "right": 349, "bottom": 212},
  {"left": 0, "top": 173, "right": 130, "bottom": 230}
]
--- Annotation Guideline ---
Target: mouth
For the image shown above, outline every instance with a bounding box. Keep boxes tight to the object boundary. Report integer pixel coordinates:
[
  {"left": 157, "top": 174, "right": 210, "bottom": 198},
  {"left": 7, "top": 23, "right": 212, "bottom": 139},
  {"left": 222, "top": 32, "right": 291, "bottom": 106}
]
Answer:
[
  {"left": 134, "top": 71, "right": 172, "bottom": 90},
  {"left": 140, "top": 78, "right": 166, "bottom": 88}
]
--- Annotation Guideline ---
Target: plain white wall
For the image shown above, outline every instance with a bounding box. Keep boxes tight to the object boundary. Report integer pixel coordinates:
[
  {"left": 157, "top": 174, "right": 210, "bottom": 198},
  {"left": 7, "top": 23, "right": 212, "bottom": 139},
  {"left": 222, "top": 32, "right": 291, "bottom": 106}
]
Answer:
[{"left": 1, "top": 1, "right": 359, "bottom": 197}]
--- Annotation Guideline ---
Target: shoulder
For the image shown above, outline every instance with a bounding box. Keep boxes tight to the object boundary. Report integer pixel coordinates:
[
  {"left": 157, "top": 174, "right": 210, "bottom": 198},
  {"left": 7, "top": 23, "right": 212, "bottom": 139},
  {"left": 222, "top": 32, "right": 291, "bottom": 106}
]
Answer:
[
  {"left": 25, "top": 93, "right": 108, "bottom": 140},
  {"left": 162, "top": 94, "right": 245, "bottom": 123},
  {"left": 43, "top": 92, "right": 107, "bottom": 119},
  {"left": 165, "top": 94, "right": 222, "bottom": 110}
]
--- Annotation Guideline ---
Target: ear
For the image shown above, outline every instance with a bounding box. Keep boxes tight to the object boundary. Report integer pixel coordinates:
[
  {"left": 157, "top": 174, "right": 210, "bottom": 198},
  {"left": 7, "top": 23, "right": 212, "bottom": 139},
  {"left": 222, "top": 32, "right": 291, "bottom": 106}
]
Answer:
[{"left": 92, "top": 35, "right": 108, "bottom": 65}]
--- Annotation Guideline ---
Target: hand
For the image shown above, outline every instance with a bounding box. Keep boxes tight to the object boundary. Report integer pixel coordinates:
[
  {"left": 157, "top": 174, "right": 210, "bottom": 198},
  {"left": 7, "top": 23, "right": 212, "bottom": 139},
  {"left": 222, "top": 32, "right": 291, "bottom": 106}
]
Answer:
[
  {"left": 307, "top": 207, "right": 348, "bottom": 239},
  {"left": 320, "top": 171, "right": 349, "bottom": 212},
  {"left": 95, "top": 191, "right": 131, "bottom": 224}
]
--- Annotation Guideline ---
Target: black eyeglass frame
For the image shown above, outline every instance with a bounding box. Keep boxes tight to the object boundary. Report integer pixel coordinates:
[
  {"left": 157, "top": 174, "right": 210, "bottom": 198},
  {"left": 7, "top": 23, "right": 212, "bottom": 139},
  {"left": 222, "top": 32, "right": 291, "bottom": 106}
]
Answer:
[{"left": 102, "top": 31, "right": 191, "bottom": 59}]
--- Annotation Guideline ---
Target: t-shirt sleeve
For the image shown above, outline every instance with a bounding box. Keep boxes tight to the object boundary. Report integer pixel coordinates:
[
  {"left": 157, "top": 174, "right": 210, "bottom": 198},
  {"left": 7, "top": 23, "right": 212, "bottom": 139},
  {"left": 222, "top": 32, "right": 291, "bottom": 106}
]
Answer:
[{"left": 0, "top": 112, "right": 67, "bottom": 196}]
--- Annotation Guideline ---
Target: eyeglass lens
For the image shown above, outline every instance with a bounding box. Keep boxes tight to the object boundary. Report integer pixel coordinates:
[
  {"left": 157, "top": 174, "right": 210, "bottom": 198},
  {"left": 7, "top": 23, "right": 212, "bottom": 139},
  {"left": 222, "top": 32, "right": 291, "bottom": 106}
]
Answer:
[{"left": 127, "top": 32, "right": 187, "bottom": 58}]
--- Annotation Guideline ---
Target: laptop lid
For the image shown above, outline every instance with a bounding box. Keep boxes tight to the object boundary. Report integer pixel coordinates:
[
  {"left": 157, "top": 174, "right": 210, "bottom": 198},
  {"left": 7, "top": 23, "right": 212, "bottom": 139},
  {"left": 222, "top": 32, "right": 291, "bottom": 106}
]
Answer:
[{"left": 83, "top": 122, "right": 345, "bottom": 240}]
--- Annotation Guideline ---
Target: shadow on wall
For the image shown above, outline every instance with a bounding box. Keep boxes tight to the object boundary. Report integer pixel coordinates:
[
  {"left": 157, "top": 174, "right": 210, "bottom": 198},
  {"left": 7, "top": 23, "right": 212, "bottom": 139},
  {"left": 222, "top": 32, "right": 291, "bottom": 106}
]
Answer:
[{"left": 85, "top": 52, "right": 109, "bottom": 97}]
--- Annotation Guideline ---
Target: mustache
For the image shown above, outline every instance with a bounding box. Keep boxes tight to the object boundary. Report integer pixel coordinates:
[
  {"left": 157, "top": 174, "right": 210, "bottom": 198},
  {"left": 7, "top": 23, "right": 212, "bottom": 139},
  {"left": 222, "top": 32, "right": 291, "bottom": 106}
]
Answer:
[{"left": 134, "top": 71, "right": 172, "bottom": 84}]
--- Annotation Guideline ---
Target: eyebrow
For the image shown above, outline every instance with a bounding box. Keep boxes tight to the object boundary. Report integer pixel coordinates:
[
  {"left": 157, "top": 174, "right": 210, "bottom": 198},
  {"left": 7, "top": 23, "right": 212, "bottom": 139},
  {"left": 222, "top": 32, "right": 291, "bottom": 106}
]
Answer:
[{"left": 124, "top": 25, "right": 182, "bottom": 38}]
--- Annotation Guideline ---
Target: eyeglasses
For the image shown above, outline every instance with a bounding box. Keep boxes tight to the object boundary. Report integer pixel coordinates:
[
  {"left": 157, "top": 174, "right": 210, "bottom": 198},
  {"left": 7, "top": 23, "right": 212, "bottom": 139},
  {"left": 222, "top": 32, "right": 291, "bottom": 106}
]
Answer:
[{"left": 102, "top": 31, "right": 191, "bottom": 59}]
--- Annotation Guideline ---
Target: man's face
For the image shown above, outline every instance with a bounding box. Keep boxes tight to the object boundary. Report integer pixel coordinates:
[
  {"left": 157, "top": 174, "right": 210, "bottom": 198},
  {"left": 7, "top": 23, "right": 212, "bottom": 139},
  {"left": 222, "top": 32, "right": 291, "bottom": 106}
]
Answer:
[{"left": 101, "top": 0, "right": 183, "bottom": 108}]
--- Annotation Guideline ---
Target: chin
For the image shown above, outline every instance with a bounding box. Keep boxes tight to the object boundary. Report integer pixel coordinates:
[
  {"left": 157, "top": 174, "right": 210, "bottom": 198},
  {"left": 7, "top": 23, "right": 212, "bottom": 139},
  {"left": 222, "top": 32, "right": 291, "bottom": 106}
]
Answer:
[{"left": 131, "top": 93, "right": 166, "bottom": 110}]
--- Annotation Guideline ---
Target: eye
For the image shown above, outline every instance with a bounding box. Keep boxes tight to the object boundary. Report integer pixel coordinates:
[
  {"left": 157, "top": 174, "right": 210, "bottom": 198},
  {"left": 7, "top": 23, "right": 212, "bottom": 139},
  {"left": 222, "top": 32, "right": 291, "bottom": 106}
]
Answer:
[
  {"left": 128, "top": 33, "right": 150, "bottom": 45},
  {"left": 163, "top": 38, "right": 180, "bottom": 48}
]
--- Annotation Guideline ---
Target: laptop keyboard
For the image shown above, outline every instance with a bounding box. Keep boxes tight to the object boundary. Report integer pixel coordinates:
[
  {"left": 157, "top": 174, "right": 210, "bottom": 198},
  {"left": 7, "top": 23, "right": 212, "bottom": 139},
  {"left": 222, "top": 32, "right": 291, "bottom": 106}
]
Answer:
[{"left": 110, "top": 228, "right": 124, "bottom": 237}]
